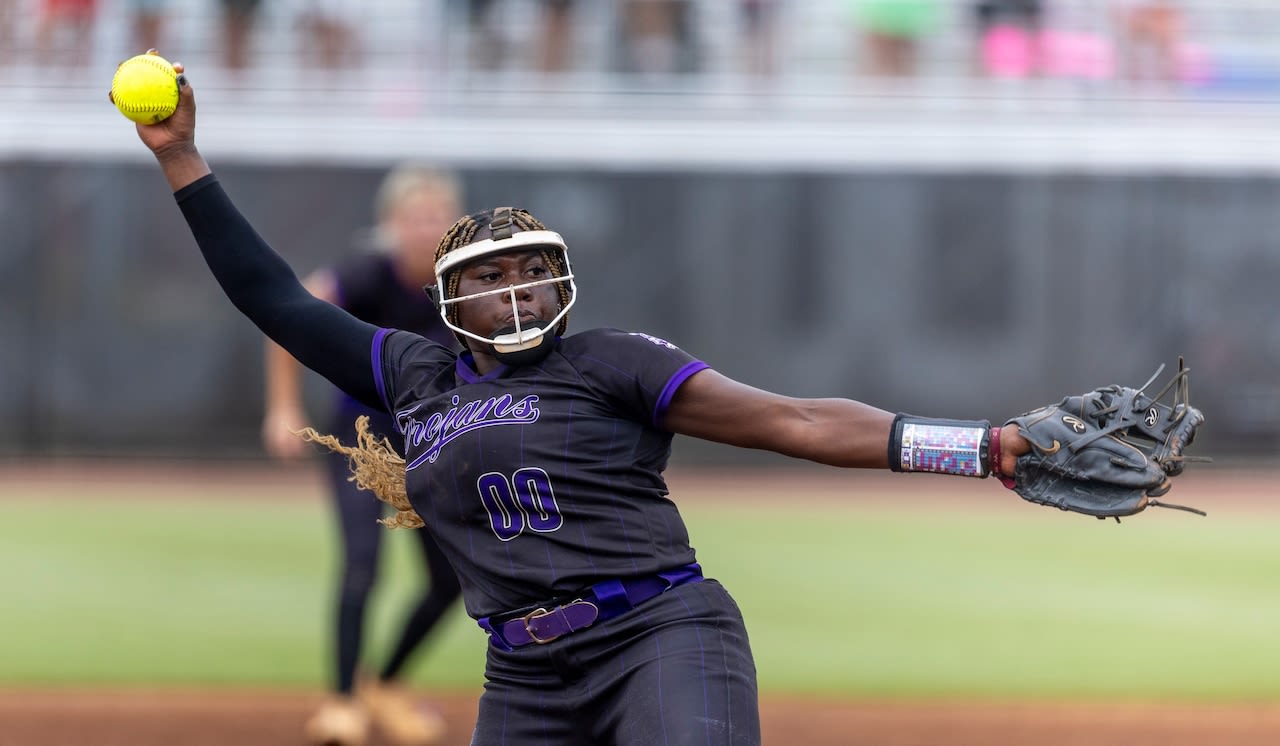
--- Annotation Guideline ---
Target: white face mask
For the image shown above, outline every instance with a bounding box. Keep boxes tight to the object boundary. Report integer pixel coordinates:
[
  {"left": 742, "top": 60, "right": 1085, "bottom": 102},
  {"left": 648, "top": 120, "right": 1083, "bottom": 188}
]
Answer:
[{"left": 432, "top": 229, "right": 577, "bottom": 355}]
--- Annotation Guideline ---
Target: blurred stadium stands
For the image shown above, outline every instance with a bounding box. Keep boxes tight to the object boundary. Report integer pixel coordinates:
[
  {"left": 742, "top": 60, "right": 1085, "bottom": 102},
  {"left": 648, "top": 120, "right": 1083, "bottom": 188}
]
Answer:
[{"left": 2, "top": 0, "right": 1280, "bottom": 169}]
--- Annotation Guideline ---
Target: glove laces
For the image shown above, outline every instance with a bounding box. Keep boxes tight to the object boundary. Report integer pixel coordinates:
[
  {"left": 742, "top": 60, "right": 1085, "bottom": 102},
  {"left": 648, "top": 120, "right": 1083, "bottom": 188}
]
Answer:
[{"left": 1067, "top": 357, "right": 1202, "bottom": 459}]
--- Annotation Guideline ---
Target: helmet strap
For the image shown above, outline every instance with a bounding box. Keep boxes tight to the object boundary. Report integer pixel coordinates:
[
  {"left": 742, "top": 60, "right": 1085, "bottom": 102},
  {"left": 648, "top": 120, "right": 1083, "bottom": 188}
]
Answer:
[{"left": 489, "top": 207, "right": 515, "bottom": 240}]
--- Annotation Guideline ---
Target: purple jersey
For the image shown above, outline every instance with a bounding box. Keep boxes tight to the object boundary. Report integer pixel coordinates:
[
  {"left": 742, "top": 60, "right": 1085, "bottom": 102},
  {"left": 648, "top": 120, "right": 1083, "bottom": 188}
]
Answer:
[
  {"left": 374, "top": 327, "right": 709, "bottom": 618},
  {"left": 175, "top": 178, "right": 762, "bottom": 743}
]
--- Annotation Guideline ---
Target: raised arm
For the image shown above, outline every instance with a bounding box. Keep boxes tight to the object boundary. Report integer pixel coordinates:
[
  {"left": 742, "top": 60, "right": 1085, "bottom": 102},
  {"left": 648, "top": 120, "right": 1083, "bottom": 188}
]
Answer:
[
  {"left": 124, "top": 57, "right": 387, "bottom": 410},
  {"left": 664, "top": 368, "right": 1027, "bottom": 477}
]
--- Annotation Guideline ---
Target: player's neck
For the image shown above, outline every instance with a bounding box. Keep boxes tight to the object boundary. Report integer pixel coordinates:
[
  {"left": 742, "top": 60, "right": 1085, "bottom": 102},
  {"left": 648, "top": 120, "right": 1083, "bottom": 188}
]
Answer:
[{"left": 466, "top": 347, "right": 502, "bottom": 376}]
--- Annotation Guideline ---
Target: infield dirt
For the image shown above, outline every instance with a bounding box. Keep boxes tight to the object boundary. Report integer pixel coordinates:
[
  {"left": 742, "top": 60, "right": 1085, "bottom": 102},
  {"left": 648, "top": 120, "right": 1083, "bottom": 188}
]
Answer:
[{"left": 4, "top": 689, "right": 1280, "bottom": 745}]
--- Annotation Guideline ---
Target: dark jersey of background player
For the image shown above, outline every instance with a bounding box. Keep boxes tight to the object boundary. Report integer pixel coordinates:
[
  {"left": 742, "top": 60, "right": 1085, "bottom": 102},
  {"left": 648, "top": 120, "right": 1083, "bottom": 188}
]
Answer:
[
  {"left": 321, "top": 252, "right": 462, "bottom": 685},
  {"left": 260, "top": 167, "right": 464, "bottom": 746},
  {"left": 134, "top": 68, "right": 1031, "bottom": 746}
]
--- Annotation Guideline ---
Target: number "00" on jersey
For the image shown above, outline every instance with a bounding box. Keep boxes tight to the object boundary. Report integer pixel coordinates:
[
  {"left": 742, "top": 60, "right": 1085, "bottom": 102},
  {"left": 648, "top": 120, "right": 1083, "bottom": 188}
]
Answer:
[{"left": 477, "top": 467, "right": 565, "bottom": 541}]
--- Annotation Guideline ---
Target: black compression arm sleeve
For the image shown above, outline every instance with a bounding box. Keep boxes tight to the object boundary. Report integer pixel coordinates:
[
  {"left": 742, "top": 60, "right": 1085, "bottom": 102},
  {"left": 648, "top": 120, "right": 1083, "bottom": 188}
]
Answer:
[{"left": 175, "top": 174, "right": 387, "bottom": 410}]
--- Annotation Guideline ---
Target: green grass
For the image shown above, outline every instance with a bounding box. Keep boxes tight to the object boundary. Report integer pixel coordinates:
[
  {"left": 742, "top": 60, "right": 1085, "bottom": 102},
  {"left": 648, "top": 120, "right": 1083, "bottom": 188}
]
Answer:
[
  {"left": 0, "top": 496, "right": 486, "bottom": 689},
  {"left": 2, "top": 486, "right": 1278, "bottom": 701},
  {"left": 699, "top": 505, "right": 1280, "bottom": 700}
]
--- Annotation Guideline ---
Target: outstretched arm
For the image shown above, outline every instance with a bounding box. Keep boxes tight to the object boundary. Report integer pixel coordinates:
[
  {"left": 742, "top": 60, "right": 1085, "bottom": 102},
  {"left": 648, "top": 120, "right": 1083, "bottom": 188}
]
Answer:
[
  {"left": 126, "top": 57, "right": 386, "bottom": 410},
  {"left": 664, "top": 368, "right": 1027, "bottom": 477}
]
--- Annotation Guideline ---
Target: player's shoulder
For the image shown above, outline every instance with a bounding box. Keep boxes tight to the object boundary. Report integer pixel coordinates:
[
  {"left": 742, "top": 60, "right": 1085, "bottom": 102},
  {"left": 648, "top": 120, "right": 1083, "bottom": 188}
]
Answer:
[
  {"left": 384, "top": 328, "right": 457, "bottom": 367},
  {"left": 554, "top": 329, "right": 698, "bottom": 376},
  {"left": 558, "top": 327, "right": 686, "bottom": 356},
  {"left": 550, "top": 328, "right": 705, "bottom": 407}
]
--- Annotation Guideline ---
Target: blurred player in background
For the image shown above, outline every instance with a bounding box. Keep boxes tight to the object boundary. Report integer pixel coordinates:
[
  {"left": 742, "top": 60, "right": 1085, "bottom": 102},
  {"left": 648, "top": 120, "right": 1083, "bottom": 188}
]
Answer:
[
  {"left": 130, "top": 65, "right": 1041, "bottom": 745},
  {"left": 262, "top": 165, "right": 464, "bottom": 746}
]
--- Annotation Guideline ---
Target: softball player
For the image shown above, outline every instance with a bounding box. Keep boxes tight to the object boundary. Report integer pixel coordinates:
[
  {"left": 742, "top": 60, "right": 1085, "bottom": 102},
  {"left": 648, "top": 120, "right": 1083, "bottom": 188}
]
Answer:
[
  {"left": 261, "top": 166, "right": 464, "bottom": 745},
  {"left": 129, "top": 66, "right": 1033, "bottom": 746}
]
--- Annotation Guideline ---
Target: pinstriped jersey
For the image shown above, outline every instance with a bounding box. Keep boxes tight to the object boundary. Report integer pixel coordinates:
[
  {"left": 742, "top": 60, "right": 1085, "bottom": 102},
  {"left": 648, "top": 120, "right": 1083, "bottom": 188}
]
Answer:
[{"left": 375, "top": 327, "right": 708, "bottom": 618}]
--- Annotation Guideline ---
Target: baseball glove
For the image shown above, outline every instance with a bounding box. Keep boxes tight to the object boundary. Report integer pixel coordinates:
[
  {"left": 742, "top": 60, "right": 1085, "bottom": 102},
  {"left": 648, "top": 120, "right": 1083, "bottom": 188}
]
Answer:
[{"left": 1003, "top": 358, "right": 1207, "bottom": 521}]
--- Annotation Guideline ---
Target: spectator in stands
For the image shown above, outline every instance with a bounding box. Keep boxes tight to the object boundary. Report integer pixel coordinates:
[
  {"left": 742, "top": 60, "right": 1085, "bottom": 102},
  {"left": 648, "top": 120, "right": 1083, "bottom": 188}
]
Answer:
[
  {"left": 297, "top": 0, "right": 363, "bottom": 70},
  {"left": 535, "top": 0, "right": 573, "bottom": 73},
  {"left": 1113, "top": 0, "right": 1185, "bottom": 83},
  {"left": 852, "top": 0, "right": 940, "bottom": 78},
  {"left": 220, "top": 0, "right": 260, "bottom": 72},
  {"left": 128, "top": 0, "right": 168, "bottom": 55},
  {"left": 616, "top": 0, "right": 698, "bottom": 76},
  {"left": 451, "top": 0, "right": 499, "bottom": 70},
  {"left": 0, "top": 0, "right": 16, "bottom": 65},
  {"left": 739, "top": 0, "right": 779, "bottom": 77},
  {"left": 452, "top": 0, "right": 576, "bottom": 74},
  {"left": 34, "top": 0, "right": 97, "bottom": 66},
  {"left": 971, "top": 0, "right": 1045, "bottom": 78}
]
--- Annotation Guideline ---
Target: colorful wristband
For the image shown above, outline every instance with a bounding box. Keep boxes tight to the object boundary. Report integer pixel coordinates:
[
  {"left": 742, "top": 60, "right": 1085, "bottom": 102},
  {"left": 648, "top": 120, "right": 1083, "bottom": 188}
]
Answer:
[{"left": 889, "top": 414, "right": 991, "bottom": 478}]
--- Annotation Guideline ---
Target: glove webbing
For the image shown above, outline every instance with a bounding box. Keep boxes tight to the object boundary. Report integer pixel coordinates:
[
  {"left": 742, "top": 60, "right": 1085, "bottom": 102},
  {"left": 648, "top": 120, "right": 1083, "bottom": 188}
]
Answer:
[{"left": 1064, "top": 360, "right": 1205, "bottom": 460}]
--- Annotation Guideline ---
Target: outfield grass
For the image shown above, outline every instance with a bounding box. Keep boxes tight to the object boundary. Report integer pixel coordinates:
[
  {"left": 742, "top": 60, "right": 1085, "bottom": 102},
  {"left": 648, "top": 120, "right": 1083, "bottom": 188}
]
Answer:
[{"left": 2, "top": 482, "right": 1277, "bottom": 700}]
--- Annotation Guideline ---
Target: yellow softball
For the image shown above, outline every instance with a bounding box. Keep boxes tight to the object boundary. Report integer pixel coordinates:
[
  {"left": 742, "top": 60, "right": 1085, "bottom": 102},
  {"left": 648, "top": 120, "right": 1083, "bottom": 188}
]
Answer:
[{"left": 110, "top": 52, "right": 179, "bottom": 125}]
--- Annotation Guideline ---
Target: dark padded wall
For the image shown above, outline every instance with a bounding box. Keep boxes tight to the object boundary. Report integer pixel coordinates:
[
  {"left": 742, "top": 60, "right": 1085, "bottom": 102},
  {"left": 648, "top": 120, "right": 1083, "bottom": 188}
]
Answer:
[{"left": 1, "top": 161, "right": 1271, "bottom": 462}]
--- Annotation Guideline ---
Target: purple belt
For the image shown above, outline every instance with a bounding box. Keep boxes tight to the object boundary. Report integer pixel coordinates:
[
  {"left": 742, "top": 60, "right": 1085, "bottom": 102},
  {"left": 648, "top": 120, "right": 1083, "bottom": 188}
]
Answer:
[{"left": 477, "top": 563, "right": 704, "bottom": 651}]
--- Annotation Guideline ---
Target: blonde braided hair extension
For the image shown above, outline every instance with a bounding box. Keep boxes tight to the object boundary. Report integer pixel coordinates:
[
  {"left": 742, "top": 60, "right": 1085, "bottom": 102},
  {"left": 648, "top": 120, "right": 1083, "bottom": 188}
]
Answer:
[
  {"left": 297, "top": 416, "right": 423, "bottom": 529},
  {"left": 296, "top": 208, "right": 570, "bottom": 531}
]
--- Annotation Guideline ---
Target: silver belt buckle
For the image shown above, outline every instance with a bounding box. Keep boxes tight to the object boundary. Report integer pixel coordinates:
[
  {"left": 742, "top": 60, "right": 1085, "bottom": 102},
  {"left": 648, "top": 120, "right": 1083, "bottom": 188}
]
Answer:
[
  {"left": 520, "top": 600, "right": 597, "bottom": 644},
  {"left": 520, "top": 607, "right": 560, "bottom": 645}
]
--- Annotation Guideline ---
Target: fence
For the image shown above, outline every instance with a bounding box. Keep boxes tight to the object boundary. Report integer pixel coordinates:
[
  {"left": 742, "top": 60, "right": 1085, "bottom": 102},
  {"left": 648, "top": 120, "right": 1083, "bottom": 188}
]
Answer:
[{"left": 2, "top": 159, "right": 1277, "bottom": 461}]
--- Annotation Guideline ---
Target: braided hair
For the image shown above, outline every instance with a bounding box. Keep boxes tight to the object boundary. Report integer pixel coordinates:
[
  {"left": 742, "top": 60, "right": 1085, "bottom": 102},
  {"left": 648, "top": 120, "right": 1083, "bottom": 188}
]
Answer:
[
  {"left": 433, "top": 207, "right": 572, "bottom": 339},
  {"left": 298, "top": 417, "right": 421, "bottom": 530}
]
